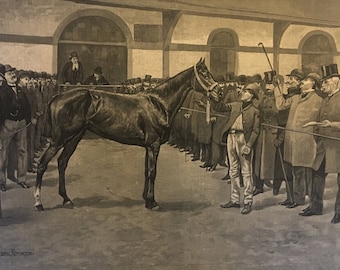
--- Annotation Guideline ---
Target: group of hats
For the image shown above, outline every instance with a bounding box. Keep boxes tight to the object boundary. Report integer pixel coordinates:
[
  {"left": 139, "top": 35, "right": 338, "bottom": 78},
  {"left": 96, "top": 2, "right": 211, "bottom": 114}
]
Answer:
[{"left": 0, "top": 63, "right": 56, "bottom": 80}]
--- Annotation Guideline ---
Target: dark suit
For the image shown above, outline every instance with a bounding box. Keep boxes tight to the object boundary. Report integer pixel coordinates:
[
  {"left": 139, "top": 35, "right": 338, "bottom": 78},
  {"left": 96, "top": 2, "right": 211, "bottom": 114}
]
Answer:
[
  {"left": 84, "top": 74, "right": 110, "bottom": 85},
  {"left": 60, "top": 61, "right": 84, "bottom": 85},
  {"left": 0, "top": 83, "right": 31, "bottom": 185}
]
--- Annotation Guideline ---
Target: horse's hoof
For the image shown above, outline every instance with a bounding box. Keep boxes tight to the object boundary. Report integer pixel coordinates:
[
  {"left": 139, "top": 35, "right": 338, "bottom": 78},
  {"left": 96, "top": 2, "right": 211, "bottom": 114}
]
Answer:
[
  {"left": 145, "top": 201, "right": 159, "bottom": 210},
  {"left": 34, "top": 204, "right": 44, "bottom": 211},
  {"left": 63, "top": 200, "right": 74, "bottom": 208},
  {"left": 151, "top": 205, "right": 160, "bottom": 211}
]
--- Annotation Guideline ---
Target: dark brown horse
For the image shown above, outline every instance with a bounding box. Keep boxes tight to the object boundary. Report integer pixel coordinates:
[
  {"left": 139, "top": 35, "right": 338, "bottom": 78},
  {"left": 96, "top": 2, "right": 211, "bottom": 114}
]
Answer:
[{"left": 33, "top": 59, "right": 221, "bottom": 211}]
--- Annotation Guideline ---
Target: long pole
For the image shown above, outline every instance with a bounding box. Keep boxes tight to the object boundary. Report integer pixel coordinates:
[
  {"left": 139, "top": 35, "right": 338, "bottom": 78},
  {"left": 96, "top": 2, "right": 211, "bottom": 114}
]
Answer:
[{"left": 258, "top": 42, "right": 274, "bottom": 72}]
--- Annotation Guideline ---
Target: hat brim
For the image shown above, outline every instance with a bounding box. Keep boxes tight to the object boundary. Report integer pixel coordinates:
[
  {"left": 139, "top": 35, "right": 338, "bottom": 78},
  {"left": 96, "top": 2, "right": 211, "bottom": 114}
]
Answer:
[
  {"left": 321, "top": 74, "right": 340, "bottom": 81},
  {"left": 5, "top": 68, "right": 15, "bottom": 73},
  {"left": 286, "top": 74, "right": 304, "bottom": 80}
]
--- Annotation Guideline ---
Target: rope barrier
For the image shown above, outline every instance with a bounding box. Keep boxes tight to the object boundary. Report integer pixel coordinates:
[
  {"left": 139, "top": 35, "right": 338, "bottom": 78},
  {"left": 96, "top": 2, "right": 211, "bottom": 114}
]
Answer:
[{"left": 179, "top": 106, "right": 340, "bottom": 141}]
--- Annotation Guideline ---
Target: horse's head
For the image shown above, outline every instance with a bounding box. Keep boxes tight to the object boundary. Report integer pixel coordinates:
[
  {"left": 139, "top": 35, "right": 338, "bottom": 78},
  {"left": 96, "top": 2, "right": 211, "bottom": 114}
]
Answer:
[{"left": 192, "top": 59, "right": 221, "bottom": 102}]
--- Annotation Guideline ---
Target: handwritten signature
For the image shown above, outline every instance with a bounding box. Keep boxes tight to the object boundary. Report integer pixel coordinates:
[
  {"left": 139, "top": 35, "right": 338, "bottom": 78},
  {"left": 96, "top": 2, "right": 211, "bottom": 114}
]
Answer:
[{"left": 0, "top": 249, "right": 35, "bottom": 257}]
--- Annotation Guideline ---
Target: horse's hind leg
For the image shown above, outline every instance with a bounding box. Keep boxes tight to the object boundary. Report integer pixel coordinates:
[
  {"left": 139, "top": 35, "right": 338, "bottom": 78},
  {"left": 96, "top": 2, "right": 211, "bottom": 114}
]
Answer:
[
  {"left": 143, "top": 141, "right": 161, "bottom": 210},
  {"left": 34, "top": 143, "right": 62, "bottom": 211},
  {"left": 57, "top": 130, "right": 85, "bottom": 206}
]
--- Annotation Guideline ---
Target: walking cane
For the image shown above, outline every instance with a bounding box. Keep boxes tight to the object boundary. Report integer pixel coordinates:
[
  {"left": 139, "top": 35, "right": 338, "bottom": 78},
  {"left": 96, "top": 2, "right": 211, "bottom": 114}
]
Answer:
[
  {"left": 277, "top": 146, "right": 293, "bottom": 203},
  {"left": 184, "top": 113, "right": 190, "bottom": 162},
  {"left": 258, "top": 42, "right": 282, "bottom": 93}
]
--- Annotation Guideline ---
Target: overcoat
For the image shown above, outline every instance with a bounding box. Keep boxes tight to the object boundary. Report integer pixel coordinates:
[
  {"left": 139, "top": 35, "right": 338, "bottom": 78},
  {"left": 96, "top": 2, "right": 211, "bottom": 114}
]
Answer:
[
  {"left": 275, "top": 89, "right": 323, "bottom": 167},
  {"left": 254, "top": 91, "right": 279, "bottom": 179},
  {"left": 187, "top": 91, "right": 212, "bottom": 144},
  {"left": 315, "top": 90, "right": 340, "bottom": 172},
  {"left": 60, "top": 61, "right": 84, "bottom": 85}
]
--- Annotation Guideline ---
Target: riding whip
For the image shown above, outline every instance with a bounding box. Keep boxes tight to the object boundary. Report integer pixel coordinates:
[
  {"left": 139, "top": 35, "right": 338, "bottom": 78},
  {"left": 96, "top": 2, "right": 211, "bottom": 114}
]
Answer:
[{"left": 258, "top": 43, "right": 274, "bottom": 72}]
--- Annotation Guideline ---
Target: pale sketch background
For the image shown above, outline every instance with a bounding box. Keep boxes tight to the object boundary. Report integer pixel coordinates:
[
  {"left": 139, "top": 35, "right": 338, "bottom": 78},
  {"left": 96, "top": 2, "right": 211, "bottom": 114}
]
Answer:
[{"left": 0, "top": 1, "right": 340, "bottom": 269}]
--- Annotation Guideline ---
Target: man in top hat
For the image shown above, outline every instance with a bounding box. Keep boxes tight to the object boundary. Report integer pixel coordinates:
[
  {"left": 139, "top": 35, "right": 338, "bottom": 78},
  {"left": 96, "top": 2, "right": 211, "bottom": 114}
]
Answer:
[
  {"left": 274, "top": 70, "right": 323, "bottom": 209},
  {"left": 0, "top": 64, "right": 31, "bottom": 191},
  {"left": 213, "top": 82, "right": 260, "bottom": 214},
  {"left": 60, "top": 51, "right": 84, "bottom": 85},
  {"left": 84, "top": 66, "right": 109, "bottom": 86},
  {"left": 253, "top": 71, "right": 286, "bottom": 196},
  {"left": 301, "top": 64, "right": 340, "bottom": 221}
]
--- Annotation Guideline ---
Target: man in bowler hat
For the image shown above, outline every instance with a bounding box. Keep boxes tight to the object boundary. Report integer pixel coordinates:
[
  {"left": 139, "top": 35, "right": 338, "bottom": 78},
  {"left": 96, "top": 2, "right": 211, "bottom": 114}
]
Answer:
[
  {"left": 274, "top": 69, "right": 323, "bottom": 209},
  {"left": 0, "top": 65, "right": 31, "bottom": 191},
  {"left": 84, "top": 66, "right": 109, "bottom": 85}
]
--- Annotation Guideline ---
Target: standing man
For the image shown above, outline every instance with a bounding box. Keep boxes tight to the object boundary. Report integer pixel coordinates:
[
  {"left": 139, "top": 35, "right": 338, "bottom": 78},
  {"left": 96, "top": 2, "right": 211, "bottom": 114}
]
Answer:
[
  {"left": 18, "top": 70, "right": 38, "bottom": 172},
  {"left": 60, "top": 51, "right": 84, "bottom": 85},
  {"left": 0, "top": 65, "right": 31, "bottom": 191},
  {"left": 214, "top": 83, "right": 260, "bottom": 214},
  {"left": 274, "top": 70, "right": 323, "bottom": 208},
  {"left": 253, "top": 71, "right": 281, "bottom": 196},
  {"left": 301, "top": 64, "right": 340, "bottom": 221}
]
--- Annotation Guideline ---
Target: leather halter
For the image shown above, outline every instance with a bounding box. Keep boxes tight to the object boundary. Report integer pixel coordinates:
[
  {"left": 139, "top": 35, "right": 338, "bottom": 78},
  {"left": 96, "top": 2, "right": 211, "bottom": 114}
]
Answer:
[{"left": 193, "top": 63, "right": 218, "bottom": 92}]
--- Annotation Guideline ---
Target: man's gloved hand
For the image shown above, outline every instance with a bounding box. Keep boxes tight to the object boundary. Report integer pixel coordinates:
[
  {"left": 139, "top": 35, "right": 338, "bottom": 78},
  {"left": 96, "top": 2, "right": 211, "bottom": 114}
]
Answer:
[
  {"left": 184, "top": 113, "right": 191, "bottom": 119},
  {"left": 273, "top": 138, "right": 283, "bottom": 147},
  {"left": 241, "top": 145, "right": 251, "bottom": 155}
]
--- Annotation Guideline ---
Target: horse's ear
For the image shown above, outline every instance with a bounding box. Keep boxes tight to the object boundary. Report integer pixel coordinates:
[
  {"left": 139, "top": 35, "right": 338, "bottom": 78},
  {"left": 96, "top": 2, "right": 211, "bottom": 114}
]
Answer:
[
  {"left": 202, "top": 58, "right": 205, "bottom": 64},
  {"left": 198, "top": 57, "right": 202, "bottom": 63}
]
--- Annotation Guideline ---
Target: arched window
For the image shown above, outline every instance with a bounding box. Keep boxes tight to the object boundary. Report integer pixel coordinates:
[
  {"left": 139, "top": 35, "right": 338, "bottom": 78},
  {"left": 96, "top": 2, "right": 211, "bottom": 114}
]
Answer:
[
  {"left": 58, "top": 16, "right": 127, "bottom": 84},
  {"left": 209, "top": 30, "right": 237, "bottom": 81},
  {"left": 301, "top": 34, "right": 334, "bottom": 75}
]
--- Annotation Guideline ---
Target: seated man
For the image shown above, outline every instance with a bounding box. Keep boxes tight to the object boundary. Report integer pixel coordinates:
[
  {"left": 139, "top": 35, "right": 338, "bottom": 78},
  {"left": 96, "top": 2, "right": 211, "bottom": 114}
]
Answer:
[{"left": 84, "top": 66, "right": 109, "bottom": 85}]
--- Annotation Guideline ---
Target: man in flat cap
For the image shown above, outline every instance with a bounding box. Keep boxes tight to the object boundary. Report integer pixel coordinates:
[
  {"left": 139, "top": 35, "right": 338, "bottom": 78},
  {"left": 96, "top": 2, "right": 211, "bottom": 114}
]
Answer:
[{"left": 213, "top": 83, "right": 260, "bottom": 215}]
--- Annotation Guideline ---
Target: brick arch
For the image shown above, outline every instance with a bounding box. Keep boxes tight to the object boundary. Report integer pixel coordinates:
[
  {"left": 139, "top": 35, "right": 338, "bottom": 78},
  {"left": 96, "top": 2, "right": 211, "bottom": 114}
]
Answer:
[
  {"left": 207, "top": 28, "right": 239, "bottom": 80},
  {"left": 52, "top": 9, "right": 133, "bottom": 79},
  {"left": 298, "top": 30, "right": 337, "bottom": 74}
]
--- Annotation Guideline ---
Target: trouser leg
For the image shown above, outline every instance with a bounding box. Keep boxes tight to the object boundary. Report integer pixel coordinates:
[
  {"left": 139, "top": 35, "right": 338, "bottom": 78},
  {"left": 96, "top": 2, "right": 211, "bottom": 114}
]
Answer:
[
  {"left": 14, "top": 121, "right": 27, "bottom": 184},
  {"left": 335, "top": 173, "right": 340, "bottom": 214},
  {"left": 292, "top": 166, "right": 308, "bottom": 204}
]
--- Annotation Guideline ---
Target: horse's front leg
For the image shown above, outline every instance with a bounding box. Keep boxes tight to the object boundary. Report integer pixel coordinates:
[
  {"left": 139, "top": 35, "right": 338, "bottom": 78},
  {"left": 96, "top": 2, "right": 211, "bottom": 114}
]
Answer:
[
  {"left": 57, "top": 130, "right": 85, "bottom": 206},
  {"left": 143, "top": 142, "right": 160, "bottom": 210},
  {"left": 34, "top": 143, "right": 61, "bottom": 211}
]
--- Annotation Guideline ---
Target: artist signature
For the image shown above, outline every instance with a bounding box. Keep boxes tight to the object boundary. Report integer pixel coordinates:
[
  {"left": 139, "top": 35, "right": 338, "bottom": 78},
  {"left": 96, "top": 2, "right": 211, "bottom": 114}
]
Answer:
[{"left": 0, "top": 249, "right": 35, "bottom": 257}]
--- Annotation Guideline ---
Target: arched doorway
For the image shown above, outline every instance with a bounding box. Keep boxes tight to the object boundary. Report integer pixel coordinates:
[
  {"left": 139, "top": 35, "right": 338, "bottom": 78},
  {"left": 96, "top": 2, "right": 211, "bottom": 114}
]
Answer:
[
  {"left": 300, "top": 32, "right": 335, "bottom": 75},
  {"left": 58, "top": 16, "right": 127, "bottom": 84},
  {"left": 209, "top": 29, "right": 238, "bottom": 81}
]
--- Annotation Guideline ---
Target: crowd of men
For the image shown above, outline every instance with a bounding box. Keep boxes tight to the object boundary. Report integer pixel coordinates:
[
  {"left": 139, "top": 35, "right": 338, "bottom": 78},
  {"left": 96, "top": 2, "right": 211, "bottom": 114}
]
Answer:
[
  {"left": 169, "top": 64, "right": 340, "bottom": 222},
  {"left": 1, "top": 56, "right": 340, "bottom": 224},
  {"left": 0, "top": 64, "right": 58, "bottom": 192}
]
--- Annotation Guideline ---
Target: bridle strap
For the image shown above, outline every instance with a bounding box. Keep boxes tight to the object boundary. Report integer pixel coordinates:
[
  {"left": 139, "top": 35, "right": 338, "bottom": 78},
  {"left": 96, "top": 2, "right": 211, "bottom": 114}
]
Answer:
[{"left": 194, "top": 63, "right": 217, "bottom": 92}]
